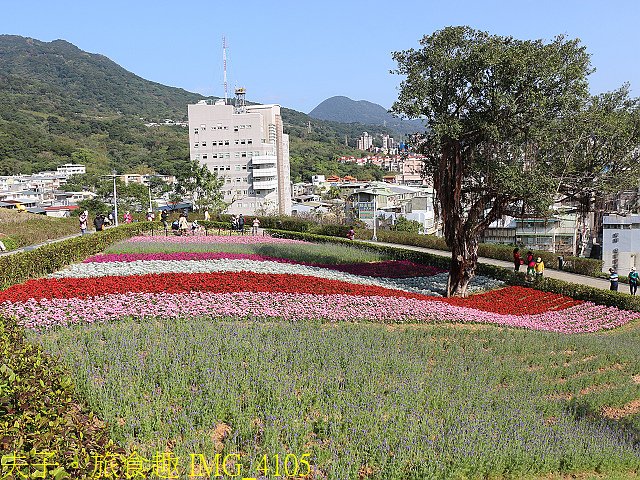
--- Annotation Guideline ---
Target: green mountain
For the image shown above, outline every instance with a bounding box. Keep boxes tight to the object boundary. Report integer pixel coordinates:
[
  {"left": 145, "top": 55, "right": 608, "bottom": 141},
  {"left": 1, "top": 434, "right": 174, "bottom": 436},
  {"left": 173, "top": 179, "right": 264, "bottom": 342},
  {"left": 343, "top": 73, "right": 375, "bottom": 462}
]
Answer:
[
  {"left": 309, "top": 95, "right": 424, "bottom": 135},
  {"left": 0, "top": 35, "right": 389, "bottom": 182}
]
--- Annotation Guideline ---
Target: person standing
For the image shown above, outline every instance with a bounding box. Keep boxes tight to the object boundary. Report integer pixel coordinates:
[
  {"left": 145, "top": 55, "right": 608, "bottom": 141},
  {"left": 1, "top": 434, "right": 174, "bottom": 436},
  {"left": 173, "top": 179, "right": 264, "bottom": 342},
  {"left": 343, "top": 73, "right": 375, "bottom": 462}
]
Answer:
[
  {"left": 252, "top": 217, "right": 260, "bottom": 235},
  {"left": 204, "top": 210, "right": 210, "bottom": 222},
  {"left": 609, "top": 268, "right": 619, "bottom": 292},
  {"left": 513, "top": 247, "right": 522, "bottom": 272},
  {"left": 526, "top": 251, "right": 535, "bottom": 280},
  {"left": 178, "top": 213, "right": 189, "bottom": 236},
  {"left": 161, "top": 209, "right": 169, "bottom": 230},
  {"left": 629, "top": 267, "right": 639, "bottom": 295},
  {"left": 79, "top": 210, "right": 88, "bottom": 235},
  {"left": 238, "top": 214, "right": 245, "bottom": 233},
  {"left": 534, "top": 257, "right": 545, "bottom": 278},
  {"left": 124, "top": 211, "right": 133, "bottom": 224}
]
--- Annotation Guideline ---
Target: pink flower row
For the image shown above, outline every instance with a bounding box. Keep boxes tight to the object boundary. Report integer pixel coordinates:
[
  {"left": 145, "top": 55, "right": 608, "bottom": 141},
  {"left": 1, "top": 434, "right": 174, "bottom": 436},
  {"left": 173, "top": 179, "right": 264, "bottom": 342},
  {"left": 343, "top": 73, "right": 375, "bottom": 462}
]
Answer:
[
  {"left": 124, "top": 235, "right": 308, "bottom": 245},
  {"left": 3, "top": 291, "right": 634, "bottom": 334}
]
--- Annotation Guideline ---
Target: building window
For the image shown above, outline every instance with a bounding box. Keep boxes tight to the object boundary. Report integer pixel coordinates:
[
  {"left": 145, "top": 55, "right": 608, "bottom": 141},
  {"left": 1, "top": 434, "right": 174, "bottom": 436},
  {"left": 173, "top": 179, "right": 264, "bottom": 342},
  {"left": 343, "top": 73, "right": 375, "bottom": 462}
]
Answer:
[
  {"left": 201, "top": 141, "right": 206, "bottom": 147},
  {"left": 194, "top": 143, "right": 199, "bottom": 148},
  {"left": 247, "top": 139, "right": 253, "bottom": 145},
  {"left": 202, "top": 154, "right": 208, "bottom": 159}
]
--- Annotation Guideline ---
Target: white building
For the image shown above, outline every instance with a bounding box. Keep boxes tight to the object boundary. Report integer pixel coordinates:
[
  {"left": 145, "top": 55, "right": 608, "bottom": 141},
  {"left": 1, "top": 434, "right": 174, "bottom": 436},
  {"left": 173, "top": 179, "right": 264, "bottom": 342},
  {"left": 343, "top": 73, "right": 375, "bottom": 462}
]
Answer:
[
  {"left": 56, "top": 164, "right": 86, "bottom": 176},
  {"left": 357, "top": 132, "right": 373, "bottom": 151},
  {"left": 602, "top": 214, "right": 640, "bottom": 273},
  {"left": 187, "top": 97, "right": 292, "bottom": 215}
]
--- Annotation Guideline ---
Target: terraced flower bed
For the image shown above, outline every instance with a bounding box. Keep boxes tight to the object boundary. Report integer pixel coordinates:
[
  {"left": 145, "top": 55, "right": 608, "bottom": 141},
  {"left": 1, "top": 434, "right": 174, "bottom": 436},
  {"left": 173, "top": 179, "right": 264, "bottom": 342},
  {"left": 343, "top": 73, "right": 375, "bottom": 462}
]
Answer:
[{"left": 2, "top": 233, "right": 639, "bottom": 479}]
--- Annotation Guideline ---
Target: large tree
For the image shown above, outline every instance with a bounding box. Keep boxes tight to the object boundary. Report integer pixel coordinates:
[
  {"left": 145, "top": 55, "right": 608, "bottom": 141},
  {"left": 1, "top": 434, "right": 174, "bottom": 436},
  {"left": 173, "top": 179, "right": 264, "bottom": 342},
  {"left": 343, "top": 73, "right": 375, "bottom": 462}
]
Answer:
[
  {"left": 392, "top": 26, "right": 592, "bottom": 296},
  {"left": 545, "top": 86, "right": 640, "bottom": 255}
]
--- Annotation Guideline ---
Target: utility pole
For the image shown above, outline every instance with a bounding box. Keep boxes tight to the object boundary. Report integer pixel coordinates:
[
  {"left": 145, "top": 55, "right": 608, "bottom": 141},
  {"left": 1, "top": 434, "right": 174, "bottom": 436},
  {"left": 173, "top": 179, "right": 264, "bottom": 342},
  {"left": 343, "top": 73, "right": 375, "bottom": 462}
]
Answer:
[{"left": 111, "top": 170, "right": 119, "bottom": 227}]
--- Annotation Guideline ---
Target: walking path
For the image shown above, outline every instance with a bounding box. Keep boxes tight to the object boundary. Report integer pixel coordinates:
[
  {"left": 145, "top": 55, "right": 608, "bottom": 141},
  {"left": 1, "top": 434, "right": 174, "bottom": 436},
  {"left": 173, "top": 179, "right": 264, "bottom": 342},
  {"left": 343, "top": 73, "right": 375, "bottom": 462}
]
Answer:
[
  {"left": 0, "top": 233, "right": 83, "bottom": 257},
  {"left": 365, "top": 240, "right": 613, "bottom": 292}
]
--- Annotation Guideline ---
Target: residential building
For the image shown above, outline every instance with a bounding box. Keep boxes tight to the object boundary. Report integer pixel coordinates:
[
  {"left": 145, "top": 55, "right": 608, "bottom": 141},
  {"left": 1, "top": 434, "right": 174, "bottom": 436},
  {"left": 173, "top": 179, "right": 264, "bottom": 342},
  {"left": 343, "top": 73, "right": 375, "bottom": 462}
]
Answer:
[
  {"left": 602, "top": 213, "right": 640, "bottom": 273},
  {"left": 56, "top": 164, "right": 86, "bottom": 176},
  {"left": 357, "top": 132, "right": 373, "bottom": 151},
  {"left": 188, "top": 98, "right": 292, "bottom": 215},
  {"left": 483, "top": 213, "right": 579, "bottom": 255}
]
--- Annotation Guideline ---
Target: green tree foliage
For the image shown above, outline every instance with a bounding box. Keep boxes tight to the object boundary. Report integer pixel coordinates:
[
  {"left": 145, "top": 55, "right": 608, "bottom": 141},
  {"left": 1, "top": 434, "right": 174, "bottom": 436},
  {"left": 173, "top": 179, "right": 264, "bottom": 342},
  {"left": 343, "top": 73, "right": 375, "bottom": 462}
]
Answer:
[
  {"left": 393, "top": 216, "right": 423, "bottom": 234},
  {"left": 392, "top": 26, "right": 592, "bottom": 297},
  {"left": 545, "top": 86, "right": 640, "bottom": 253},
  {"left": 175, "top": 160, "right": 226, "bottom": 213}
]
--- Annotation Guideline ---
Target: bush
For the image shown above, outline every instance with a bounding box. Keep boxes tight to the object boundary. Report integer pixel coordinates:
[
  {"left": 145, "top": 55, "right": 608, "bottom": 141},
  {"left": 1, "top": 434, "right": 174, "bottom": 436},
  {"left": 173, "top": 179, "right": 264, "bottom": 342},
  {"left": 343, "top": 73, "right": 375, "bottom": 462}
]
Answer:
[
  {"left": 334, "top": 229, "right": 603, "bottom": 277},
  {"left": 0, "top": 315, "right": 130, "bottom": 479}
]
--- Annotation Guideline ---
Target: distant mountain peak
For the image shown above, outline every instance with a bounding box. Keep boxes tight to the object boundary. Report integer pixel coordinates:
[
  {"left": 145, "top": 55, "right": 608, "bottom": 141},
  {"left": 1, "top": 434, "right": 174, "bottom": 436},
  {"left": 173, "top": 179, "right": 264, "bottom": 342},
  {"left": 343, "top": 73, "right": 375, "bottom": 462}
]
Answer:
[{"left": 308, "top": 95, "right": 423, "bottom": 136}]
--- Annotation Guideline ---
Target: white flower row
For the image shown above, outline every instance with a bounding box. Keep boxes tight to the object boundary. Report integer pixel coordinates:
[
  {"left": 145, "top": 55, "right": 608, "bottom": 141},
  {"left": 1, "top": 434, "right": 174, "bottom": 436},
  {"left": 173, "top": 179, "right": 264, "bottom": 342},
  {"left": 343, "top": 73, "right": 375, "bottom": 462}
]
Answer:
[{"left": 50, "top": 259, "right": 503, "bottom": 297}]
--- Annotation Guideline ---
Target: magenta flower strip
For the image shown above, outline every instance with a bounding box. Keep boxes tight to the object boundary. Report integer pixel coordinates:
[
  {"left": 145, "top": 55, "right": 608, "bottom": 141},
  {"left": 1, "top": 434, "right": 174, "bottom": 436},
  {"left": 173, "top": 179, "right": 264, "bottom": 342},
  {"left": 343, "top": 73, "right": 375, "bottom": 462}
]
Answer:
[
  {"left": 3, "top": 292, "right": 635, "bottom": 333},
  {"left": 124, "top": 235, "right": 310, "bottom": 245}
]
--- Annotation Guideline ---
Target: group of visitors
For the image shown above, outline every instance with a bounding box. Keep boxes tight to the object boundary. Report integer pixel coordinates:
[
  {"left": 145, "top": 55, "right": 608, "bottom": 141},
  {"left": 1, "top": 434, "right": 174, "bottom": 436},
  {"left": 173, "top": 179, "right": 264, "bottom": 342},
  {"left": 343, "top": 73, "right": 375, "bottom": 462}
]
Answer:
[
  {"left": 609, "top": 266, "right": 639, "bottom": 294},
  {"left": 513, "top": 248, "right": 544, "bottom": 279},
  {"left": 231, "top": 214, "right": 245, "bottom": 232}
]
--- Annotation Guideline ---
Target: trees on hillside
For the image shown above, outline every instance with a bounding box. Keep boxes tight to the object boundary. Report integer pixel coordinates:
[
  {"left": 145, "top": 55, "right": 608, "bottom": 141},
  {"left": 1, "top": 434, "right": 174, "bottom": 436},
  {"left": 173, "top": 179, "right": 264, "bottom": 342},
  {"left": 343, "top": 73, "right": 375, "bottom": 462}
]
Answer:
[{"left": 392, "top": 26, "right": 592, "bottom": 297}]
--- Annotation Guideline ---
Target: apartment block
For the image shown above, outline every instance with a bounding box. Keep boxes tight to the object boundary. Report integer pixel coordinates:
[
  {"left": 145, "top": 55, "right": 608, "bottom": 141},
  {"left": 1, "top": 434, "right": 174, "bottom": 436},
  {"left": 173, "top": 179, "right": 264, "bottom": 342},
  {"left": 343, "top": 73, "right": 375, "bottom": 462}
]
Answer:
[{"left": 187, "top": 99, "right": 292, "bottom": 215}]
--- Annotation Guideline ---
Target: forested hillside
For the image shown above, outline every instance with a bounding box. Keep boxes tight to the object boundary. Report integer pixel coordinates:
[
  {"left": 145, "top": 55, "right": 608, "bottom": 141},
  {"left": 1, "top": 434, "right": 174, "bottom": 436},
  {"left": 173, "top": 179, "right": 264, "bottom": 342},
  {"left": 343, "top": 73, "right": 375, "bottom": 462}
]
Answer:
[{"left": 0, "top": 35, "right": 395, "bottom": 181}]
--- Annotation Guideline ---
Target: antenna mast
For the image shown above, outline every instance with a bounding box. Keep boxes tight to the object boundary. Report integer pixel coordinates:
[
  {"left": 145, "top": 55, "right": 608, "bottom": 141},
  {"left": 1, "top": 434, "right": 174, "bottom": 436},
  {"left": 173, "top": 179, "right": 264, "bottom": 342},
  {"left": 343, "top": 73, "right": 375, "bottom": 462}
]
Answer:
[{"left": 223, "top": 36, "right": 228, "bottom": 104}]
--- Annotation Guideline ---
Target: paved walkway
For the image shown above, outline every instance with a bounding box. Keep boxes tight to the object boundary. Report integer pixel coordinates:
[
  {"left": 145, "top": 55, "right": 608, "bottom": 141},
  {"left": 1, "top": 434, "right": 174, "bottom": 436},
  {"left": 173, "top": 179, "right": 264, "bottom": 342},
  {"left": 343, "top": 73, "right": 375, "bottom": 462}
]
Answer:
[
  {"left": 365, "top": 240, "right": 613, "bottom": 291},
  {"left": 0, "top": 232, "right": 83, "bottom": 257}
]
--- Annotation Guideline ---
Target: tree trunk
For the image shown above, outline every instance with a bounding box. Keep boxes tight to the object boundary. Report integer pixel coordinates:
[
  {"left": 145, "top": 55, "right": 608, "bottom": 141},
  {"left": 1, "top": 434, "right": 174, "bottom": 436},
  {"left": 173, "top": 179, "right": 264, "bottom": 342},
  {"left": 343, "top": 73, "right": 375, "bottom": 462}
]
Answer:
[{"left": 446, "top": 235, "right": 479, "bottom": 297}]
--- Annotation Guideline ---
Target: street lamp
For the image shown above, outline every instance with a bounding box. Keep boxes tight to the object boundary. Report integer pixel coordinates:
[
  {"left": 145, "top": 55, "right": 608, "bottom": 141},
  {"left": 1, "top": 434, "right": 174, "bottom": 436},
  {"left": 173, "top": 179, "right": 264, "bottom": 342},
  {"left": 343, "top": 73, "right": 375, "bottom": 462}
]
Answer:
[
  {"left": 103, "top": 170, "right": 120, "bottom": 227},
  {"left": 372, "top": 190, "right": 378, "bottom": 242}
]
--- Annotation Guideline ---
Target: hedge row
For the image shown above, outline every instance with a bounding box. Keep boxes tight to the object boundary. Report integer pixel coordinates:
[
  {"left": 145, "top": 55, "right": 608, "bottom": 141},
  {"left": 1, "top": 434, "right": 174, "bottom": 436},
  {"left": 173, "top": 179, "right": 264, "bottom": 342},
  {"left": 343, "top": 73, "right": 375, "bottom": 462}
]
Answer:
[
  {"left": 0, "top": 315, "right": 132, "bottom": 479},
  {"left": 0, "top": 223, "right": 153, "bottom": 290},
  {"left": 351, "top": 230, "right": 604, "bottom": 277},
  {"left": 267, "top": 229, "right": 640, "bottom": 312}
]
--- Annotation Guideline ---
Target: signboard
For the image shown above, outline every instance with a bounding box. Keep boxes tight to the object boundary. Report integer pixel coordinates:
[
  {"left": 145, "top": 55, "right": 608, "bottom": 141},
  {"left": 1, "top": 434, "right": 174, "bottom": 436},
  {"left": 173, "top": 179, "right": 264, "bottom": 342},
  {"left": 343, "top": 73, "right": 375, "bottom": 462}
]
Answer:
[{"left": 358, "top": 201, "right": 374, "bottom": 220}]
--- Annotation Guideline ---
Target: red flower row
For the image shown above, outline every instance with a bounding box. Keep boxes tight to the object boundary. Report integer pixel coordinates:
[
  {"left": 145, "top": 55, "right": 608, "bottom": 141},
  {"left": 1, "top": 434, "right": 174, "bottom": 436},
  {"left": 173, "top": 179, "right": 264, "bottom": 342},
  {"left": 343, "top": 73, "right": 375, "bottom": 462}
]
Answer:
[
  {"left": 0, "top": 272, "right": 434, "bottom": 303},
  {"left": 440, "top": 285, "right": 582, "bottom": 315}
]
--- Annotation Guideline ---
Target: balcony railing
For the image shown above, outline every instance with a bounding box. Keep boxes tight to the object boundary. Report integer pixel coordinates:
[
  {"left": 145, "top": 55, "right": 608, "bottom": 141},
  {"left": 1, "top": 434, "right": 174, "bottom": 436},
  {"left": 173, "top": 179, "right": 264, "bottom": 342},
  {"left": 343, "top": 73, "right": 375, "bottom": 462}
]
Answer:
[{"left": 253, "top": 179, "right": 278, "bottom": 190}]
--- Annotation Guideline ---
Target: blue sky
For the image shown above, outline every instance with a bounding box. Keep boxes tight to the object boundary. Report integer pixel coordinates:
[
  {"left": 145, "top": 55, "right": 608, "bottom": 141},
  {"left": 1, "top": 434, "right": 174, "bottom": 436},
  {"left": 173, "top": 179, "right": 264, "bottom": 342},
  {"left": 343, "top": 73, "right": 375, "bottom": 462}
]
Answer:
[{"left": 2, "top": 0, "right": 639, "bottom": 113}]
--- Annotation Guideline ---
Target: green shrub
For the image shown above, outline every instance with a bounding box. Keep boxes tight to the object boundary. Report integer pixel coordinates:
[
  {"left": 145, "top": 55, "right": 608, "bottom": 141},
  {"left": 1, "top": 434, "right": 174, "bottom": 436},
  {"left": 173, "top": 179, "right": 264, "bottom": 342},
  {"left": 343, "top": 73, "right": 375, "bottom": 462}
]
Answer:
[
  {"left": 0, "top": 315, "right": 130, "bottom": 479},
  {"left": 334, "top": 229, "right": 603, "bottom": 277}
]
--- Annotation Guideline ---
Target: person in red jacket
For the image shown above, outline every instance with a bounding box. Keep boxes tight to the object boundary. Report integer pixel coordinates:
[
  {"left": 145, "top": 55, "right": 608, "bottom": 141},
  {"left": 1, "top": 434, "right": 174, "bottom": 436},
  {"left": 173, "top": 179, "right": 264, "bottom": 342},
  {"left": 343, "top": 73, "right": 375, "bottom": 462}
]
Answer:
[{"left": 513, "top": 247, "right": 523, "bottom": 272}]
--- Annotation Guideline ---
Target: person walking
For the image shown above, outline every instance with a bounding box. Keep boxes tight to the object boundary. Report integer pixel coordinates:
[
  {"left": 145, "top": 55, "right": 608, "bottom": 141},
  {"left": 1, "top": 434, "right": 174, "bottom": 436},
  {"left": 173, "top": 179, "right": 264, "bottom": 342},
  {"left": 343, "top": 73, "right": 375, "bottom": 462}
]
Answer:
[
  {"left": 513, "top": 247, "right": 522, "bottom": 272},
  {"left": 238, "top": 214, "right": 245, "bottom": 234},
  {"left": 629, "top": 267, "right": 639, "bottom": 295},
  {"left": 79, "top": 210, "right": 88, "bottom": 235},
  {"left": 252, "top": 217, "right": 260, "bottom": 235},
  {"left": 231, "top": 214, "right": 238, "bottom": 232},
  {"left": 347, "top": 227, "right": 355, "bottom": 241},
  {"left": 534, "top": 257, "right": 545, "bottom": 278},
  {"left": 93, "top": 214, "right": 104, "bottom": 232},
  {"left": 609, "top": 268, "right": 619, "bottom": 292}
]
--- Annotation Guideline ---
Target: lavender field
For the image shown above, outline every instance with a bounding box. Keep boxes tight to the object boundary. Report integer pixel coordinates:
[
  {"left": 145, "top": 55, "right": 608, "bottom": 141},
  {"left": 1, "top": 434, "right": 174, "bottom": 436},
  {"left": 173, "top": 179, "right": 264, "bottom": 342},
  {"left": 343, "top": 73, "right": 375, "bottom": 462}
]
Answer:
[{"left": 33, "top": 318, "right": 640, "bottom": 479}]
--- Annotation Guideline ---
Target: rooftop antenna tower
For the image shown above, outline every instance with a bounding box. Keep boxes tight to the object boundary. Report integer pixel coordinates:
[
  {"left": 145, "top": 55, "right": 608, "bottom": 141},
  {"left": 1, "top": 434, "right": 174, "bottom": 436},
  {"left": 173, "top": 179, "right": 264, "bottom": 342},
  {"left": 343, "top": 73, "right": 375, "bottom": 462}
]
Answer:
[{"left": 223, "top": 36, "right": 228, "bottom": 104}]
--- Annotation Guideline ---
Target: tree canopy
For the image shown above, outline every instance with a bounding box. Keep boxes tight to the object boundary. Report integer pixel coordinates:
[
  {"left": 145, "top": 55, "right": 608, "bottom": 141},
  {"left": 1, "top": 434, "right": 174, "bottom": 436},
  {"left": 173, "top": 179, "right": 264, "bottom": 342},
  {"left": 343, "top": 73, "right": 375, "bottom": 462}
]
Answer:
[{"left": 392, "top": 26, "right": 593, "bottom": 296}]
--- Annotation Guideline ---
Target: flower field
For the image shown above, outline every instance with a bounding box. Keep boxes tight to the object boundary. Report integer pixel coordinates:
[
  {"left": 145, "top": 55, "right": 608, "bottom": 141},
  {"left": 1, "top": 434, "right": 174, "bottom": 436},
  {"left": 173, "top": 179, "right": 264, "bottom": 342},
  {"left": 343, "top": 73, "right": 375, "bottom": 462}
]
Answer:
[{"left": 2, "top": 233, "right": 640, "bottom": 479}]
